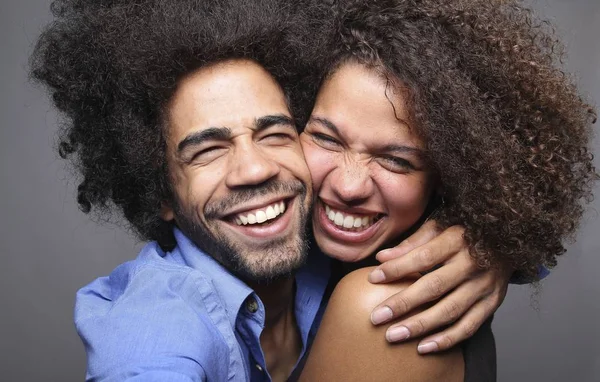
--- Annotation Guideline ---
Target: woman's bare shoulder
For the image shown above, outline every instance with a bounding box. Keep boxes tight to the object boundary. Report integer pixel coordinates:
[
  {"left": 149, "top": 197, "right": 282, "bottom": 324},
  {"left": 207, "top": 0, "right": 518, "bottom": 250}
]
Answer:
[
  {"left": 299, "top": 266, "right": 463, "bottom": 382},
  {"left": 331, "top": 266, "right": 418, "bottom": 313}
]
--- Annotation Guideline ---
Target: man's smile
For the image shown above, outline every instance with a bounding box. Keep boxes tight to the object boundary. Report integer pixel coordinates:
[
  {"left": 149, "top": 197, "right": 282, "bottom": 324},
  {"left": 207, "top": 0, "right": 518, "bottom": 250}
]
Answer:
[
  {"left": 233, "top": 200, "right": 287, "bottom": 225},
  {"left": 219, "top": 196, "right": 299, "bottom": 240}
]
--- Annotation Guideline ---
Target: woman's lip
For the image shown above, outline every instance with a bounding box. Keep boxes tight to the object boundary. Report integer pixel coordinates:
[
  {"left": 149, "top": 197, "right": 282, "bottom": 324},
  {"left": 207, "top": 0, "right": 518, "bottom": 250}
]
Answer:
[
  {"left": 319, "top": 196, "right": 384, "bottom": 215},
  {"left": 315, "top": 201, "right": 384, "bottom": 244}
]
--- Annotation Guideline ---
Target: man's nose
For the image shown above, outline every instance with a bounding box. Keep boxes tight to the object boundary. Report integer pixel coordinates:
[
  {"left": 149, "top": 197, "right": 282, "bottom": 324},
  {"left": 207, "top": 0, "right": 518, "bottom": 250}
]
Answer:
[
  {"left": 225, "top": 142, "right": 280, "bottom": 188},
  {"left": 330, "top": 157, "right": 374, "bottom": 204}
]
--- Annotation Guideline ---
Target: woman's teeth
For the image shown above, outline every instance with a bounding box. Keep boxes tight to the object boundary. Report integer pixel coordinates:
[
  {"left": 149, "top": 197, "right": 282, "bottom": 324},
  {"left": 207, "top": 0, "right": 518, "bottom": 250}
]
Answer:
[
  {"left": 234, "top": 201, "right": 286, "bottom": 226},
  {"left": 325, "top": 204, "right": 378, "bottom": 230}
]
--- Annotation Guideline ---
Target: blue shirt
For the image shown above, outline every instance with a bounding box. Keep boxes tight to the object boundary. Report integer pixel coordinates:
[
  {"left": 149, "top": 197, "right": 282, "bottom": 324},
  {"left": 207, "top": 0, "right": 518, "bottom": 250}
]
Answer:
[
  {"left": 75, "top": 229, "right": 331, "bottom": 381},
  {"left": 510, "top": 265, "right": 551, "bottom": 284}
]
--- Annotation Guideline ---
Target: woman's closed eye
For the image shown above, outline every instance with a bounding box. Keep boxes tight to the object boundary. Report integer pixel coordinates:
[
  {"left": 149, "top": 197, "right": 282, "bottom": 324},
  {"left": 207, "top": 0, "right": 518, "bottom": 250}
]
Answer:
[
  {"left": 377, "top": 155, "right": 416, "bottom": 173},
  {"left": 311, "top": 132, "right": 342, "bottom": 149}
]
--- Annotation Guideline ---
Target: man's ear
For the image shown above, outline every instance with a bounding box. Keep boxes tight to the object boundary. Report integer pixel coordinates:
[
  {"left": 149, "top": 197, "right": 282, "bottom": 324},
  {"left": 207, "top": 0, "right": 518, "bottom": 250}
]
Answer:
[{"left": 160, "top": 201, "right": 175, "bottom": 221}]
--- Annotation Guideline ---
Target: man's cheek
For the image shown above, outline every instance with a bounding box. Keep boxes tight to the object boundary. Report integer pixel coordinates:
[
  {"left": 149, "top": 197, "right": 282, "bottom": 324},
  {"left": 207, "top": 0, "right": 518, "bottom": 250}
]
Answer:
[{"left": 286, "top": 150, "right": 313, "bottom": 181}]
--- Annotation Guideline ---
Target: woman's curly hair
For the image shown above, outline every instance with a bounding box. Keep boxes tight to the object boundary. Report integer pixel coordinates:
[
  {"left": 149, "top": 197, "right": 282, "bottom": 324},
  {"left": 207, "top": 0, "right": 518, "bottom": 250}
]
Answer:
[
  {"left": 315, "top": 0, "right": 597, "bottom": 278},
  {"left": 30, "top": 0, "right": 315, "bottom": 249}
]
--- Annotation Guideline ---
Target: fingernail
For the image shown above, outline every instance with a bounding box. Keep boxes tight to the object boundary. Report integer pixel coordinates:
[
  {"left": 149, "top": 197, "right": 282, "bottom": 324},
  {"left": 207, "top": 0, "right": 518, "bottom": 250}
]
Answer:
[
  {"left": 376, "top": 249, "right": 391, "bottom": 258},
  {"left": 386, "top": 325, "right": 411, "bottom": 342},
  {"left": 371, "top": 306, "right": 393, "bottom": 325},
  {"left": 368, "top": 269, "right": 386, "bottom": 283},
  {"left": 417, "top": 341, "right": 439, "bottom": 354}
]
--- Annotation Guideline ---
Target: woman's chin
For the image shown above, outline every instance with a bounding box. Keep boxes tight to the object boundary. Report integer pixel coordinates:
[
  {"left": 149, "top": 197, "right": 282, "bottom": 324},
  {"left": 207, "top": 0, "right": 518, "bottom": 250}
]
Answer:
[{"left": 315, "top": 236, "right": 376, "bottom": 263}]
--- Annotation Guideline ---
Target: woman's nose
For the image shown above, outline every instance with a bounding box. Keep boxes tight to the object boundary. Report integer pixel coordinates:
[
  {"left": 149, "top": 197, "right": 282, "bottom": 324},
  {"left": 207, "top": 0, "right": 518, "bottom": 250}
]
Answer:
[{"left": 329, "top": 158, "right": 374, "bottom": 204}]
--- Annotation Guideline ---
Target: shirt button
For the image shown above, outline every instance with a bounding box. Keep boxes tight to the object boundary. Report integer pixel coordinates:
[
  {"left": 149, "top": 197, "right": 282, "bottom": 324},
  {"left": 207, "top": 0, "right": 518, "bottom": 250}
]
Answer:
[
  {"left": 246, "top": 297, "right": 258, "bottom": 313},
  {"left": 255, "top": 364, "right": 263, "bottom": 372}
]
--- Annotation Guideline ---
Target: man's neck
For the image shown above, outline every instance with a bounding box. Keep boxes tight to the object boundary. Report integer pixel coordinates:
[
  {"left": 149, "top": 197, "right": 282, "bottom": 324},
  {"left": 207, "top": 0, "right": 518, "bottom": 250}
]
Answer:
[
  {"left": 251, "top": 278, "right": 295, "bottom": 326},
  {"left": 249, "top": 277, "right": 302, "bottom": 382}
]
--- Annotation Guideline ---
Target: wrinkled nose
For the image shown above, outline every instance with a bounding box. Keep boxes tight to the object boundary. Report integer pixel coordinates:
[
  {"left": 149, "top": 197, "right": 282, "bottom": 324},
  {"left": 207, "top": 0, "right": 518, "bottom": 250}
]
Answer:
[
  {"left": 329, "top": 157, "right": 374, "bottom": 204},
  {"left": 225, "top": 143, "right": 280, "bottom": 188}
]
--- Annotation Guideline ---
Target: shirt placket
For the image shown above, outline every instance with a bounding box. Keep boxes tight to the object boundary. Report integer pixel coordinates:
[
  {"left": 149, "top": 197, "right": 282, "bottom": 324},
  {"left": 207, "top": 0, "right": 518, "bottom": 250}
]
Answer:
[{"left": 237, "top": 294, "right": 270, "bottom": 381}]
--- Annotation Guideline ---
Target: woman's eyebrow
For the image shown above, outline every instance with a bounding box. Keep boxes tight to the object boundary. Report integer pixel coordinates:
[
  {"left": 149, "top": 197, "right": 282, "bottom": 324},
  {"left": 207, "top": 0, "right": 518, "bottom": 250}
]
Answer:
[
  {"left": 309, "top": 116, "right": 341, "bottom": 135},
  {"left": 381, "top": 144, "right": 424, "bottom": 155},
  {"left": 310, "top": 116, "right": 423, "bottom": 155}
]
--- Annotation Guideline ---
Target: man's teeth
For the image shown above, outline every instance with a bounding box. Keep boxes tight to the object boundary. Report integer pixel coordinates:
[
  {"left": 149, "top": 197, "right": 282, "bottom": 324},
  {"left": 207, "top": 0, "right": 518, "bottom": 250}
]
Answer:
[
  {"left": 325, "top": 204, "right": 376, "bottom": 229},
  {"left": 234, "top": 201, "right": 286, "bottom": 226}
]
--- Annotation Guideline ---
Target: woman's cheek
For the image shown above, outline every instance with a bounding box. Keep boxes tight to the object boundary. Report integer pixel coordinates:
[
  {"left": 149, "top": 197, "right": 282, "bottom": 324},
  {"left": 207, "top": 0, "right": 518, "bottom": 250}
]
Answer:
[
  {"left": 380, "top": 175, "right": 432, "bottom": 221},
  {"left": 301, "top": 143, "right": 336, "bottom": 191}
]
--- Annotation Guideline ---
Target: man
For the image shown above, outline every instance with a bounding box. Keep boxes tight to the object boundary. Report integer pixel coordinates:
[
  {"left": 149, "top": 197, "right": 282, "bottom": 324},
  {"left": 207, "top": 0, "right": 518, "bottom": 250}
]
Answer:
[
  {"left": 32, "top": 0, "right": 329, "bottom": 380},
  {"left": 74, "top": 57, "right": 327, "bottom": 380}
]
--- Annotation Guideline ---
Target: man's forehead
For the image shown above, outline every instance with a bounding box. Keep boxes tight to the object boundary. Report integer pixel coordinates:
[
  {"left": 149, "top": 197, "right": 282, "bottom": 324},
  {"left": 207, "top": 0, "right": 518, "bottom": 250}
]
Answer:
[{"left": 166, "top": 59, "right": 291, "bottom": 139}]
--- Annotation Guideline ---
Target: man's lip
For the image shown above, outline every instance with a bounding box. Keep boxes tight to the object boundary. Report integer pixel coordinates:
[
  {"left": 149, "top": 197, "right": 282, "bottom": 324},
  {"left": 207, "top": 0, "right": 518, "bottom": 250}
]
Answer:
[
  {"left": 319, "top": 196, "right": 385, "bottom": 216},
  {"left": 220, "top": 195, "right": 294, "bottom": 218},
  {"left": 220, "top": 197, "right": 297, "bottom": 240}
]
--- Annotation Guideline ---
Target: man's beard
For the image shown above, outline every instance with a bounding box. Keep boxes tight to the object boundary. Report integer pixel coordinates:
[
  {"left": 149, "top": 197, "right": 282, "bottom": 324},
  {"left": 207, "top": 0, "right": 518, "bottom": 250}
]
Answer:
[{"left": 172, "top": 179, "right": 311, "bottom": 284}]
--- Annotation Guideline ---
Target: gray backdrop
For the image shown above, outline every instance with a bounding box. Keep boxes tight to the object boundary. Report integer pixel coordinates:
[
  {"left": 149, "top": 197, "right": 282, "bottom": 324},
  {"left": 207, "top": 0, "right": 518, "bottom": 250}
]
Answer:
[{"left": 1, "top": 0, "right": 598, "bottom": 381}]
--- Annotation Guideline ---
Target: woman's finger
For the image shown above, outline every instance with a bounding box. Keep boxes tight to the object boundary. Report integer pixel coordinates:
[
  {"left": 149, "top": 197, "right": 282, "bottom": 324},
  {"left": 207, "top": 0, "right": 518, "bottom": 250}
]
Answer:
[
  {"left": 370, "top": 256, "right": 475, "bottom": 325},
  {"left": 375, "top": 220, "right": 443, "bottom": 263},
  {"left": 383, "top": 276, "right": 491, "bottom": 342},
  {"left": 369, "top": 226, "right": 467, "bottom": 284},
  {"left": 415, "top": 296, "right": 499, "bottom": 354}
]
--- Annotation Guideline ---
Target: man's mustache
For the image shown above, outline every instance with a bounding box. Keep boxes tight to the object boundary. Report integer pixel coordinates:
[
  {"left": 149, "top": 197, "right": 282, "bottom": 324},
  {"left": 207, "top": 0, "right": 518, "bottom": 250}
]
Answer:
[{"left": 204, "top": 179, "right": 307, "bottom": 219}]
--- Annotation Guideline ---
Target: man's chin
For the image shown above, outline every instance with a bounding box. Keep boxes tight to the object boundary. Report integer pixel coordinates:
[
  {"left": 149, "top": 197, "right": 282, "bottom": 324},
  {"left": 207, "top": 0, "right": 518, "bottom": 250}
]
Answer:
[
  {"left": 172, "top": 189, "right": 310, "bottom": 285},
  {"left": 236, "top": 262, "right": 301, "bottom": 285},
  {"left": 225, "top": 239, "right": 308, "bottom": 284}
]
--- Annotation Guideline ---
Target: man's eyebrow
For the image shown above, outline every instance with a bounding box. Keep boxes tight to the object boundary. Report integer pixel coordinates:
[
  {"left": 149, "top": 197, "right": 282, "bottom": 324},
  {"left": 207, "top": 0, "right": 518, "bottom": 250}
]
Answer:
[
  {"left": 177, "top": 127, "right": 231, "bottom": 154},
  {"left": 308, "top": 117, "right": 340, "bottom": 136},
  {"left": 176, "top": 114, "right": 293, "bottom": 155},
  {"left": 255, "top": 114, "right": 296, "bottom": 132}
]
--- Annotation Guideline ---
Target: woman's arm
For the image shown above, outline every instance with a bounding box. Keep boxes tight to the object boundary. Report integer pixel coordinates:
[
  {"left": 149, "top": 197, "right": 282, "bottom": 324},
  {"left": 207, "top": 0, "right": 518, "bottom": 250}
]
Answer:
[
  {"left": 299, "top": 267, "right": 464, "bottom": 382},
  {"left": 369, "top": 222, "right": 513, "bottom": 352}
]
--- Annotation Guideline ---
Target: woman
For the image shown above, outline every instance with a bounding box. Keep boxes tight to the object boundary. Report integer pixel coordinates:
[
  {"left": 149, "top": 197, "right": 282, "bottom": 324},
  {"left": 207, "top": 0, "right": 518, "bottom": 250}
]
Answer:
[{"left": 297, "top": 0, "right": 596, "bottom": 380}]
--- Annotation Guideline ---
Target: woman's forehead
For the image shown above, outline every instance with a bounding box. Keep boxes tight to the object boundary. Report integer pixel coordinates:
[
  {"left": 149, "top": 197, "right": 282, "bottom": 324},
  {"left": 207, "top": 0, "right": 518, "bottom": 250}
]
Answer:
[{"left": 312, "top": 63, "right": 424, "bottom": 151}]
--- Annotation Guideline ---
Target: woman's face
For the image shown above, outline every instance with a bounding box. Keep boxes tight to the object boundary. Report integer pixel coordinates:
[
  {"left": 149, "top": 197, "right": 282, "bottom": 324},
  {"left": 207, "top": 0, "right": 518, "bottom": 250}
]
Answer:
[{"left": 300, "top": 62, "right": 435, "bottom": 262}]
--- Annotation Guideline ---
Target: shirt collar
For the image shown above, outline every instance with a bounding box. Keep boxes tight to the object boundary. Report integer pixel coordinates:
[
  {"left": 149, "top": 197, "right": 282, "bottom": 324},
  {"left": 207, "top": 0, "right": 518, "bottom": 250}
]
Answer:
[
  {"left": 168, "top": 228, "right": 331, "bottom": 339},
  {"left": 169, "top": 228, "right": 254, "bottom": 330}
]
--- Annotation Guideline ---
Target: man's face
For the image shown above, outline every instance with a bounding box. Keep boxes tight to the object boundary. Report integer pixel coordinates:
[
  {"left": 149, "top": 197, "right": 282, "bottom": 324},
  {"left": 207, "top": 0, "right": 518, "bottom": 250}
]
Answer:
[{"left": 162, "top": 59, "right": 313, "bottom": 283}]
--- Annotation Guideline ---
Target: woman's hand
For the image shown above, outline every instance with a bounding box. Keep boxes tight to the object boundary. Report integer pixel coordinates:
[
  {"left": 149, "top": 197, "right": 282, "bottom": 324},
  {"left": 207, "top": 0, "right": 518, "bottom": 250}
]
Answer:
[{"left": 368, "top": 220, "right": 513, "bottom": 354}]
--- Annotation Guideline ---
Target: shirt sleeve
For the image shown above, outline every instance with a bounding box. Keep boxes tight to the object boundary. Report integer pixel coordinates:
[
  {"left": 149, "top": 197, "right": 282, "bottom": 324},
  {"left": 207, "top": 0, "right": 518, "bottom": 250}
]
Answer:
[
  {"left": 75, "top": 263, "right": 229, "bottom": 381},
  {"left": 509, "top": 264, "right": 551, "bottom": 284}
]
